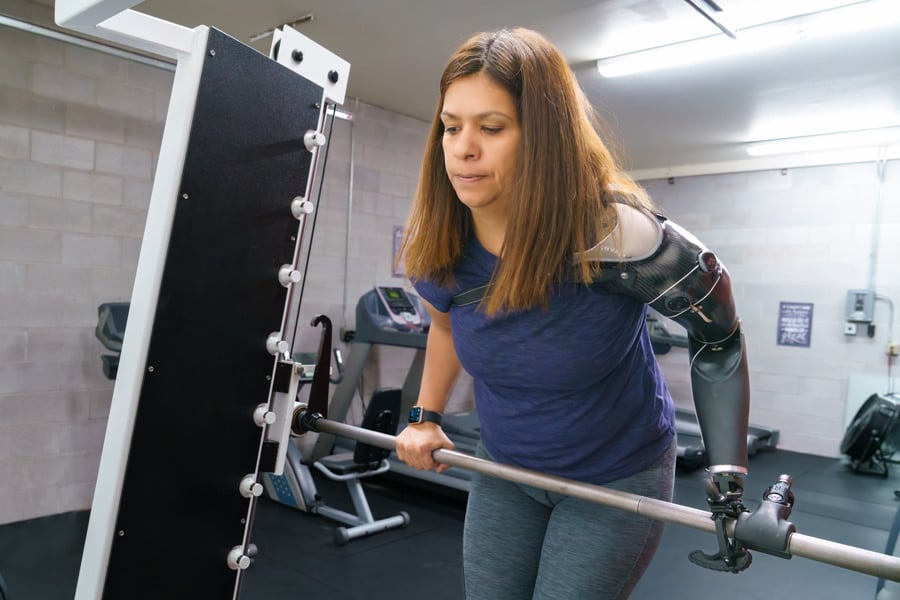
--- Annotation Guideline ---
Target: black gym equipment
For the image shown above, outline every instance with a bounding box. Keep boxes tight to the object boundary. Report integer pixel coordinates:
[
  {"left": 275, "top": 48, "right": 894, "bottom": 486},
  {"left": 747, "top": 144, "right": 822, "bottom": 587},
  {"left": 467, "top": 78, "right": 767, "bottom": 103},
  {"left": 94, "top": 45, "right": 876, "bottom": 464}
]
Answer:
[
  {"left": 308, "top": 287, "right": 482, "bottom": 492},
  {"left": 74, "top": 24, "right": 350, "bottom": 598},
  {"left": 309, "top": 286, "right": 431, "bottom": 469},
  {"left": 95, "top": 302, "right": 129, "bottom": 381},
  {"left": 94, "top": 302, "right": 407, "bottom": 546},
  {"left": 841, "top": 392, "right": 900, "bottom": 476},
  {"left": 262, "top": 387, "right": 410, "bottom": 545}
]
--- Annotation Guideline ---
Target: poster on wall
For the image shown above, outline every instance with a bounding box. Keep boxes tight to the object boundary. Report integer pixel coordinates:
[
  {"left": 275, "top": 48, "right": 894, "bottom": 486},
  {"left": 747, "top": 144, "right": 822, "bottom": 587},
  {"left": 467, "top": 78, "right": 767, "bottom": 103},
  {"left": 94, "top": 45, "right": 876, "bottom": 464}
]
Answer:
[
  {"left": 392, "top": 225, "right": 405, "bottom": 277},
  {"left": 777, "top": 301, "right": 814, "bottom": 347}
]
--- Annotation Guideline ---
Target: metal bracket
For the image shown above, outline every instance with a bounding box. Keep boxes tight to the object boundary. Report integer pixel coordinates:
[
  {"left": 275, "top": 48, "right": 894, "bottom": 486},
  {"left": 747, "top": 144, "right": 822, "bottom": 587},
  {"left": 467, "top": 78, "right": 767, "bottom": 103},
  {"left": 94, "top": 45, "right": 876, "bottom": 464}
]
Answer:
[{"left": 734, "top": 474, "right": 796, "bottom": 560}]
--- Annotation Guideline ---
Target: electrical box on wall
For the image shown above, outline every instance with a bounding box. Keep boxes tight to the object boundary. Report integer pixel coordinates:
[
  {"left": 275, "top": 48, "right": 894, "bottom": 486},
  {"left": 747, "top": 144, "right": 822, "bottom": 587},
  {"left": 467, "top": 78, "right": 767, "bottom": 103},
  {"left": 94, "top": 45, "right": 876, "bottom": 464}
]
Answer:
[{"left": 845, "top": 289, "right": 875, "bottom": 323}]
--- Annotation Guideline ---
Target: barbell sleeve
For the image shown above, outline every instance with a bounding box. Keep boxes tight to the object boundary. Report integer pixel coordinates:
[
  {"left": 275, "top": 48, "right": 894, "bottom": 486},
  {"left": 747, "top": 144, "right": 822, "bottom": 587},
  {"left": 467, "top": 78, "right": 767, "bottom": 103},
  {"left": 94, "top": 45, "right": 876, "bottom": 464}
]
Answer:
[{"left": 308, "top": 414, "right": 900, "bottom": 582}]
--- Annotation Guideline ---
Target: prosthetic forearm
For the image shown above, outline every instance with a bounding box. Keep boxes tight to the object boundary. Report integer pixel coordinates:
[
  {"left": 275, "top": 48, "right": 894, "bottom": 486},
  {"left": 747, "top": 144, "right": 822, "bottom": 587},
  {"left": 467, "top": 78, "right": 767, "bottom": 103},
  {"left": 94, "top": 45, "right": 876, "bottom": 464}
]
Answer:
[{"left": 648, "top": 219, "right": 751, "bottom": 486}]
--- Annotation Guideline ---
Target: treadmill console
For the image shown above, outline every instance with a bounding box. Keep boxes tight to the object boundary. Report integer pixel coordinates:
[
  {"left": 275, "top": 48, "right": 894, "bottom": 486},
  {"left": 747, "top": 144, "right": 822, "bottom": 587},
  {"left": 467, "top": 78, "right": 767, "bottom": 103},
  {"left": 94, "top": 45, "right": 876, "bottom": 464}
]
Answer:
[
  {"left": 374, "top": 286, "right": 423, "bottom": 330},
  {"left": 354, "top": 287, "right": 429, "bottom": 348}
]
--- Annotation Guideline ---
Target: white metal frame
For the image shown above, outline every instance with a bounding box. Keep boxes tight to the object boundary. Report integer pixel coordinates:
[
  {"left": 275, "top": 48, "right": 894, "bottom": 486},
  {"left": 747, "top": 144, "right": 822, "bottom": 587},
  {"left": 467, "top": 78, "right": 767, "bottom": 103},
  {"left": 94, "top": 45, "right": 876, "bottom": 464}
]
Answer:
[
  {"left": 67, "top": 20, "right": 209, "bottom": 600},
  {"left": 56, "top": 0, "right": 195, "bottom": 59},
  {"left": 55, "top": 1, "right": 351, "bottom": 95},
  {"left": 55, "top": 2, "right": 350, "bottom": 598}
]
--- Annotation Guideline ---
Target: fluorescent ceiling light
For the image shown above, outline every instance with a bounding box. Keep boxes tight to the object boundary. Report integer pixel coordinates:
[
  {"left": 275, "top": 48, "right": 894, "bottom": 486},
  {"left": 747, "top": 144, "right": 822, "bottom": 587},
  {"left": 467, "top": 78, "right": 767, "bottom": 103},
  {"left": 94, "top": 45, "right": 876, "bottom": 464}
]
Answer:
[
  {"left": 596, "top": 0, "right": 900, "bottom": 78},
  {"left": 746, "top": 126, "right": 900, "bottom": 156},
  {"left": 597, "top": 32, "right": 782, "bottom": 77},
  {"left": 748, "top": 106, "right": 899, "bottom": 144}
]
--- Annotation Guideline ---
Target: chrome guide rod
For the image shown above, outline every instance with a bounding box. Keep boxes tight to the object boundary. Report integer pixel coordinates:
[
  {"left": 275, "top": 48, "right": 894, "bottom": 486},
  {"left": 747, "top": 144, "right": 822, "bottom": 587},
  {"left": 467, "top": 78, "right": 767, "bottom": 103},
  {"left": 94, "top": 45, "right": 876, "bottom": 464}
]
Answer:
[{"left": 310, "top": 416, "right": 900, "bottom": 582}]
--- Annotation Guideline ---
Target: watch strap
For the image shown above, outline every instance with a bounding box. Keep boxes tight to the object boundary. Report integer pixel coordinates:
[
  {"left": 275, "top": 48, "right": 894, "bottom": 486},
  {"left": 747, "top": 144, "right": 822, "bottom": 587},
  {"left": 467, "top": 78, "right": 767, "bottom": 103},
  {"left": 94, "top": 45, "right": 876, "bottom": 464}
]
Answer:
[{"left": 409, "top": 406, "right": 443, "bottom": 426}]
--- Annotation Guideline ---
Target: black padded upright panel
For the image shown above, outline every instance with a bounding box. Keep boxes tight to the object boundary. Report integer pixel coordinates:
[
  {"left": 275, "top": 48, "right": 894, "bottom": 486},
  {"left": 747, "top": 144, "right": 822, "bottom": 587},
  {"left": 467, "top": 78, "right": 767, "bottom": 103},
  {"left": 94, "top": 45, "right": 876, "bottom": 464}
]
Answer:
[{"left": 103, "top": 29, "right": 322, "bottom": 598}]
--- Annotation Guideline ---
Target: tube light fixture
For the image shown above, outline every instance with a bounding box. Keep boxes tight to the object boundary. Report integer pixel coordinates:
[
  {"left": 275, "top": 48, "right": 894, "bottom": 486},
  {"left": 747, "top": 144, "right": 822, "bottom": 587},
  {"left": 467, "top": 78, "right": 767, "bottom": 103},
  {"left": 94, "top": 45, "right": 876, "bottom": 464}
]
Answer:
[
  {"left": 596, "top": 0, "right": 900, "bottom": 78},
  {"left": 596, "top": 31, "right": 781, "bottom": 78},
  {"left": 745, "top": 126, "right": 900, "bottom": 156}
]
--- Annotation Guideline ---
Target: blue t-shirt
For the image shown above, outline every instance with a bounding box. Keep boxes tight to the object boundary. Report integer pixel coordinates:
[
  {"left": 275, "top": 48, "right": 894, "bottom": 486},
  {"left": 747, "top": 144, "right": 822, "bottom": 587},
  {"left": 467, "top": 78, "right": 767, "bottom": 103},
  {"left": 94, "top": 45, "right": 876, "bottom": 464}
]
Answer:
[{"left": 413, "top": 236, "right": 675, "bottom": 485}]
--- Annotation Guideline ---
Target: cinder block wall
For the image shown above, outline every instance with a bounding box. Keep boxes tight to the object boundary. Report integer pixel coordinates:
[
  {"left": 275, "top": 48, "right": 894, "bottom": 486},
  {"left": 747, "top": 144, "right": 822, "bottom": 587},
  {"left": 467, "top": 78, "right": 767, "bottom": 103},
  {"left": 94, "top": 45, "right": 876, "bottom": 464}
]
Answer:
[
  {"left": 0, "top": 9, "right": 173, "bottom": 524},
  {"left": 645, "top": 164, "right": 900, "bottom": 457}
]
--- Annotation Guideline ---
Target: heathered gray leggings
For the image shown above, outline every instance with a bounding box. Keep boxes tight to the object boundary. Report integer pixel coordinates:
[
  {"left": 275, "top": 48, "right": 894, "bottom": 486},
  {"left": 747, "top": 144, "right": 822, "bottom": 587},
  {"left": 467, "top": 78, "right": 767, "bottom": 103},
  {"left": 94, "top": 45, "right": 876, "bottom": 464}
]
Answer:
[{"left": 463, "top": 441, "right": 676, "bottom": 600}]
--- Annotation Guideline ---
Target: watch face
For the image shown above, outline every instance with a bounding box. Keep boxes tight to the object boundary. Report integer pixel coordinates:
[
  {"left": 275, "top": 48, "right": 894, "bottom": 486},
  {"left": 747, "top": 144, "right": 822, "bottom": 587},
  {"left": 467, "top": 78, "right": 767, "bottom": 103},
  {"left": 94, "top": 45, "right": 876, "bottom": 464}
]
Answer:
[{"left": 409, "top": 407, "right": 422, "bottom": 423}]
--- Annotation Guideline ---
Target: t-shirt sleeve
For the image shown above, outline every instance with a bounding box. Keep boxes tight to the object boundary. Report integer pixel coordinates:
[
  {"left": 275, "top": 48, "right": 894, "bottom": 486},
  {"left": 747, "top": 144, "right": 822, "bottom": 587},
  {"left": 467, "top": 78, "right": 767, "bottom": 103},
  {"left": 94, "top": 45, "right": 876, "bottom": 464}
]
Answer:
[{"left": 411, "top": 277, "right": 453, "bottom": 313}]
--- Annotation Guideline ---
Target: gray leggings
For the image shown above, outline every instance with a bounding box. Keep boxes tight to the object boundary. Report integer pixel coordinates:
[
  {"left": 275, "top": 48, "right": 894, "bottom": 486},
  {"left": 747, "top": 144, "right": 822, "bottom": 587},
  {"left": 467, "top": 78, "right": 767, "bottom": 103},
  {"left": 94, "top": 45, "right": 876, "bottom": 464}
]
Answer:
[{"left": 463, "top": 441, "right": 676, "bottom": 600}]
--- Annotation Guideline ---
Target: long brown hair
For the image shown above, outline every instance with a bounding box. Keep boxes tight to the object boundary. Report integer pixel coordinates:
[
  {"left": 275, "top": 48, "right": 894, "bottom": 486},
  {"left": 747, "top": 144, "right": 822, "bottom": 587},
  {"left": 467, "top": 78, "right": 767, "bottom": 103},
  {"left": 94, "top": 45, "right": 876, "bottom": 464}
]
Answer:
[{"left": 400, "top": 28, "right": 651, "bottom": 315}]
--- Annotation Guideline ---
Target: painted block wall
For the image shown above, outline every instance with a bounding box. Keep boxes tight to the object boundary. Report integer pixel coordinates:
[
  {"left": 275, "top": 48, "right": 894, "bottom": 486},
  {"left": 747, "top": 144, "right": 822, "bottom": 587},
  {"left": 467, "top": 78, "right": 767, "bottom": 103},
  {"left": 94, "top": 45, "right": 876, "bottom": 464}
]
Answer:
[
  {"left": 644, "top": 163, "right": 900, "bottom": 458},
  {"left": 0, "top": 7, "right": 173, "bottom": 524}
]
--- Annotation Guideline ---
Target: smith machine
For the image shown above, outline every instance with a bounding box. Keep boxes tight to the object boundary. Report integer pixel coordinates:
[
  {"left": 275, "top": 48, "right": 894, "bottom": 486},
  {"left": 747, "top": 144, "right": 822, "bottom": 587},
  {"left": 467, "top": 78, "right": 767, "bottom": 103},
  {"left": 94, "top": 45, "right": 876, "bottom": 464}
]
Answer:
[
  {"left": 57, "top": 1, "right": 900, "bottom": 598},
  {"left": 57, "top": 1, "right": 351, "bottom": 597}
]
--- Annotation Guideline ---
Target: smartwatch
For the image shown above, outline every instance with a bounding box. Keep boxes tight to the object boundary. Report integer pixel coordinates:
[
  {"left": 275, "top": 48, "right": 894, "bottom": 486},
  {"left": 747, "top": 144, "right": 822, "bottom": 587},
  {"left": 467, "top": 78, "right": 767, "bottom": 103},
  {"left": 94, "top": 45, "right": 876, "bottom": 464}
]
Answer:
[{"left": 408, "top": 406, "right": 443, "bottom": 426}]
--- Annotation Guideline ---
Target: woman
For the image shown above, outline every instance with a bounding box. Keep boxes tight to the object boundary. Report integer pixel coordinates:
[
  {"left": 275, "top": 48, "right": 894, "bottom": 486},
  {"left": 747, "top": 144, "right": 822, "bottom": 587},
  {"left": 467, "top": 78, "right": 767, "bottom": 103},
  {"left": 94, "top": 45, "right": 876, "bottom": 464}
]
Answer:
[{"left": 396, "top": 28, "right": 750, "bottom": 599}]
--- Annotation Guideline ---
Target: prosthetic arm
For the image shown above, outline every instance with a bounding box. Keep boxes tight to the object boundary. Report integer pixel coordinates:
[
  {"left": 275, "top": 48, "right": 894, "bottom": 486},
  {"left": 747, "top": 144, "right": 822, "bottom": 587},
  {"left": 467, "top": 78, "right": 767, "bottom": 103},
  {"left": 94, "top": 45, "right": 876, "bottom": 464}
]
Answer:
[{"left": 585, "top": 204, "right": 751, "bottom": 570}]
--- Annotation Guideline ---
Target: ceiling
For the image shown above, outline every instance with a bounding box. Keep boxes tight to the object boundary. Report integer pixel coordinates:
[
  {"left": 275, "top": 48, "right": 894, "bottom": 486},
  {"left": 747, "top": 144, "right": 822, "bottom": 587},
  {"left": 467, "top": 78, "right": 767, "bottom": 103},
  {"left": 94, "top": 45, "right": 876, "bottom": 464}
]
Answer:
[{"left": 107, "top": 0, "right": 900, "bottom": 177}]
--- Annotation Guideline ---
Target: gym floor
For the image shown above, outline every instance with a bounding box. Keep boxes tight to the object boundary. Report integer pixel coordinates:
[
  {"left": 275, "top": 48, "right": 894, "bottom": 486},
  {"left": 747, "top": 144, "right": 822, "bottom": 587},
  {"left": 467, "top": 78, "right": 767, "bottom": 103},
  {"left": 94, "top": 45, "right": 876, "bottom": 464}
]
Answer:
[{"left": 1, "top": 448, "right": 897, "bottom": 600}]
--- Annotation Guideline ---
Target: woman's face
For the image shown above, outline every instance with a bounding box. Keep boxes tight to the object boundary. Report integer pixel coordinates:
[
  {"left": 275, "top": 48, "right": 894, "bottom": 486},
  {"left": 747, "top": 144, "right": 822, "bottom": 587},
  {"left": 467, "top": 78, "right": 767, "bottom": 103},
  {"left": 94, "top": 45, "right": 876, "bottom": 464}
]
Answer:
[{"left": 440, "top": 72, "right": 521, "bottom": 216}]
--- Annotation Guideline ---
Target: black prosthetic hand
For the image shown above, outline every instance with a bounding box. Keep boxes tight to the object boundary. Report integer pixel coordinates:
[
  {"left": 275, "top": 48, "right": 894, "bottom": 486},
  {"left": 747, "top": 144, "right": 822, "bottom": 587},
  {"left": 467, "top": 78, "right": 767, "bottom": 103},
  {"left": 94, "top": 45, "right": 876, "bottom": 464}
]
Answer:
[{"left": 690, "top": 472, "right": 751, "bottom": 572}]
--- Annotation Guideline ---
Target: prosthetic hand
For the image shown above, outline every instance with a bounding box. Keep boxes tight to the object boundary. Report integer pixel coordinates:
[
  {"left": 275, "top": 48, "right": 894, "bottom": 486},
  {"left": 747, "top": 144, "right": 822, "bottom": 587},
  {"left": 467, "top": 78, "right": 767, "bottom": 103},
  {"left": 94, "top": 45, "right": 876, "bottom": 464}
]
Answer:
[
  {"left": 692, "top": 470, "right": 751, "bottom": 572},
  {"left": 706, "top": 471, "right": 746, "bottom": 520}
]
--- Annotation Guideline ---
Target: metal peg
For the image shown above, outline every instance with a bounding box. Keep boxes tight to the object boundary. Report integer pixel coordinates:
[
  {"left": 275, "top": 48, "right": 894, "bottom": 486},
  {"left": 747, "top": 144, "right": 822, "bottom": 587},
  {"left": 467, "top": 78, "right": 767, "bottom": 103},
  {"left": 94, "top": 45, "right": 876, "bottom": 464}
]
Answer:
[
  {"left": 303, "top": 130, "right": 326, "bottom": 152},
  {"left": 278, "top": 265, "right": 302, "bottom": 287},
  {"left": 226, "top": 546, "right": 252, "bottom": 570},
  {"left": 253, "top": 404, "right": 277, "bottom": 427},
  {"left": 290, "top": 197, "right": 314, "bottom": 220},
  {"left": 266, "top": 333, "right": 289, "bottom": 356},
  {"left": 239, "top": 474, "right": 264, "bottom": 498}
]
